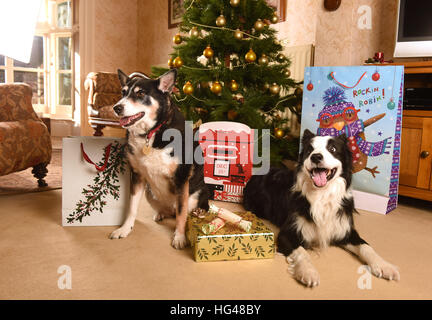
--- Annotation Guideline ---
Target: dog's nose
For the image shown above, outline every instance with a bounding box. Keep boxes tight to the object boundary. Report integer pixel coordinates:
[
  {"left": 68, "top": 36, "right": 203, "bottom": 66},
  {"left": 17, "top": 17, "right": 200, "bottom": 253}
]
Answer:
[
  {"left": 113, "top": 104, "right": 124, "bottom": 116},
  {"left": 310, "top": 153, "right": 323, "bottom": 164}
]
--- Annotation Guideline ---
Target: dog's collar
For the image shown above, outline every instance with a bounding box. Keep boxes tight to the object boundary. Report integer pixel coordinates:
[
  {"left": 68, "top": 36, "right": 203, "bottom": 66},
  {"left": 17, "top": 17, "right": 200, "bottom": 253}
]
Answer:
[{"left": 146, "top": 120, "right": 167, "bottom": 139}]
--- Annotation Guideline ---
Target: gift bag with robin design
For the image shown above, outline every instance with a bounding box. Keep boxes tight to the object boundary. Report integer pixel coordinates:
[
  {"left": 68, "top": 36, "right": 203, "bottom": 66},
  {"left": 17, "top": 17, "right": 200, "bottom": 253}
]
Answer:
[{"left": 300, "top": 66, "right": 404, "bottom": 214}]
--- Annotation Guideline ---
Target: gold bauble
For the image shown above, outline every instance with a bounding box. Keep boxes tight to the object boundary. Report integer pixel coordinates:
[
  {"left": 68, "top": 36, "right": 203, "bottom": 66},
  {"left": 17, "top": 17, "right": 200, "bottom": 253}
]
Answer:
[
  {"left": 269, "top": 83, "right": 281, "bottom": 95},
  {"left": 182, "top": 81, "right": 194, "bottom": 95},
  {"left": 227, "top": 110, "right": 238, "bottom": 120},
  {"left": 189, "top": 27, "right": 199, "bottom": 37},
  {"left": 274, "top": 128, "right": 285, "bottom": 139},
  {"left": 229, "top": 79, "right": 239, "bottom": 92},
  {"left": 262, "top": 83, "right": 270, "bottom": 91},
  {"left": 254, "top": 18, "right": 265, "bottom": 31},
  {"left": 258, "top": 54, "right": 269, "bottom": 65},
  {"left": 284, "top": 69, "right": 291, "bottom": 77},
  {"left": 210, "top": 81, "right": 223, "bottom": 94},
  {"left": 245, "top": 48, "right": 257, "bottom": 62},
  {"left": 203, "top": 45, "right": 214, "bottom": 59},
  {"left": 277, "top": 53, "right": 286, "bottom": 62},
  {"left": 271, "top": 13, "right": 279, "bottom": 24},
  {"left": 234, "top": 28, "right": 243, "bottom": 40},
  {"left": 173, "top": 34, "right": 182, "bottom": 45},
  {"left": 230, "top": 0, "right": 240, "bottom": 7},
  {"left": 168, "top": 58, "right": 174, "bottom": 68},
  {"left": 173, "top": 56, "right": 183, "bottom": 68},
  {"left": 216, "top": 15, "right": 227, "bottom": 27}
]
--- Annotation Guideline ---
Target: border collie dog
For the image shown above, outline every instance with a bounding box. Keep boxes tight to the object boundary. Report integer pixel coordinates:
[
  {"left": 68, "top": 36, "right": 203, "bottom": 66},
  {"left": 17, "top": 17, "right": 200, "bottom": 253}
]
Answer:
[
  {"left": 109, "top": 69, "right": 209, "bottom": 249},
  {"left": 243, "top": 130, "right": 399, "bottom": 287}
]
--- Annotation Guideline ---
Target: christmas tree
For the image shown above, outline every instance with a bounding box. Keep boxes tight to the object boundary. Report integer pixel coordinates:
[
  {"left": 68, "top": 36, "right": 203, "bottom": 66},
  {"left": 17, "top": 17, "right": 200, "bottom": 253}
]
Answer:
[{"left": 152, "top": 0, "right": 302, "bottom": 163}]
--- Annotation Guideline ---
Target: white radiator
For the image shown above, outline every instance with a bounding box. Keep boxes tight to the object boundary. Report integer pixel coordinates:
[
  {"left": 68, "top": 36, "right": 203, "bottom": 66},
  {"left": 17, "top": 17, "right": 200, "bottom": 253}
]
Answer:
[{"left": 278, "top": 44, "right": 315, "bottom": 136}]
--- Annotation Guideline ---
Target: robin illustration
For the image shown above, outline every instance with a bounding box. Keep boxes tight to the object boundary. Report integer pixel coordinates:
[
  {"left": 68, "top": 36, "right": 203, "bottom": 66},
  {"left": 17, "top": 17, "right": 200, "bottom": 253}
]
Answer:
[{"left": 316, "top": 87, "right": 391, "bottom": 177}]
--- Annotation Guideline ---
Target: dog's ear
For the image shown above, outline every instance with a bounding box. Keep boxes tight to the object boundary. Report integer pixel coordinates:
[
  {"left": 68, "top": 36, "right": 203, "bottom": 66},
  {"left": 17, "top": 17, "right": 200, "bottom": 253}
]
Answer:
[
  {"left": 118, "top": 69, "right": 129, "bottom": 87},
  {"left": 158, "top": 69, "right": 177, "bottom": 93},
  {"left": 301, "top": 129, "right": 315, "bottom": 146}
]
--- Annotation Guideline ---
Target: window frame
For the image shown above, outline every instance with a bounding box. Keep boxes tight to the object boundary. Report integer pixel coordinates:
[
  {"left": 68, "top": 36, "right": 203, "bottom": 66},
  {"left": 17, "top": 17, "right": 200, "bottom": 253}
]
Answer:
[{"left": 0, "top": 0, "right": 74, "bottom": 120}]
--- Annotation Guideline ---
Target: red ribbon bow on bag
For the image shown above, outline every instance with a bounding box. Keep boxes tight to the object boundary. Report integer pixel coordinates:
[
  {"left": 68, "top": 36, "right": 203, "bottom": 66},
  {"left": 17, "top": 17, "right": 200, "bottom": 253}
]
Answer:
[{"left": 80, "top": 143, "right": 112, "bottom": 172}]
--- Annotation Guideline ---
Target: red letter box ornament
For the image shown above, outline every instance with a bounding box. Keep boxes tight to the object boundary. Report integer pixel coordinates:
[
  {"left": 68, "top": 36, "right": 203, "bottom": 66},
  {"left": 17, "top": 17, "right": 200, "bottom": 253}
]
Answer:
[{"left": 199, "top": 122, "right": 254, "bottom": 203}]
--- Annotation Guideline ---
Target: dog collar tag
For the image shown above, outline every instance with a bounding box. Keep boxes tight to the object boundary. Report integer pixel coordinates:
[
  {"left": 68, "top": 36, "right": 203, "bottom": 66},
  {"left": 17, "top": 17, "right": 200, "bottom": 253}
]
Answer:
[{"left": 142, "top": 144, "right": 152, "bottom": 155}]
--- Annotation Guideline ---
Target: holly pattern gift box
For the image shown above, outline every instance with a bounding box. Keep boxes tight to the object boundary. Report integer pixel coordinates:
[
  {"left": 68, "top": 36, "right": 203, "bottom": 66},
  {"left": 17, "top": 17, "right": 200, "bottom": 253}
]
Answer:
[{"left": 186, "top": 210, "right": 275, "bottom": 262}]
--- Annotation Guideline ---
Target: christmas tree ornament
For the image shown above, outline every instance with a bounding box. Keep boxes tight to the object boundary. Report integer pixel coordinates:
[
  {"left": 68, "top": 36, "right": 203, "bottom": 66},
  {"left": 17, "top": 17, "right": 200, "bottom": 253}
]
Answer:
[
  {"left": 230, "top": 0, "right": 240, "bottom": 7},
  {"left": 295, "top": 87, "right": 303, "bottom": 97},
  {"left": 216, "top": 14, "right": 227, "bottom": 27},
  {"left": 270, "top": 83, "right": 281, "bottom": 95},
  {"left": 234, "top": 29, "right": 243, "bottom": 40},
  {"left": 258, "top": 54, "right": 269, "bottom": 65},
  {"left": 274, "top": 40, "right": 280, "bottom": 45},
  {"left": 173, "top": 56, "right": 183, "bottom": 68},
  {"left": 182, "top": 81, "right": 194, "bottom": 95},
  {"left": 245, "top": 48, "right": 257, "bottom": 62},
  {"left": 203, "top": 45, "right": 214, "bottom": 59},
  {"left": 227, "top": 109, "right": 238, "bottom": 120},
  {"left": 284, "top": 69, "right": 291, "bottom": 77},
  {"left": 168, "top": 58, "right": 174, "bottom": 68},
  {"left": 307, "top": 81, "right": 314, "bottom": 91},
  {"left": 254, "top": 19, "right": 265, "bottom": 31},
  {"left": 387, "top": 98, "right": 396, "bottom": 110},
  {"left": 210, "top": 81, "right": 223, "bottom": 94},
  {"left": 173, "top": 34, "right": 182, "bottom": 45},
  {"left": 274, "top": 128, "right": 285, "bottom": 138},
  {"left": 189, "top": 27, "right": 199, "bottom": 37},
  {"left": 262, "top": 83, "right": 270, "bottom": 91},
  {"left": 372, "top": 70, "right": 380, "bottom": 81},
  {"left": 271, "top": 13, "right": 279, "bottom": 24},
  {"left": 229, "top": 79, "right": 239, "bottom": 92},
  {"left": 276, "top": 53, "right": 286, "bottom": 62}
]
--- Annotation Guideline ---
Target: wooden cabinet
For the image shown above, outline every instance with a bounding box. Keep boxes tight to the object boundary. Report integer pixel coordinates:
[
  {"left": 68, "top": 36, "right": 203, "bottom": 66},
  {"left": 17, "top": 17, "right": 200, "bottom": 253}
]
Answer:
[
  {"left": 399, "top": 111, "right": 432, "bottom": 201},
  {"left": 394, "top": 60, "right": 432, "bottom": 201}
]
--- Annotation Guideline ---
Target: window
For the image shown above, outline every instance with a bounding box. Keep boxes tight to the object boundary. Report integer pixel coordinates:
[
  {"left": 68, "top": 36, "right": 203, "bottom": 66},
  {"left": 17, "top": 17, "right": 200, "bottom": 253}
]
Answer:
[{"left": 0, "top": 0, "right": 73, "bottom": 119}]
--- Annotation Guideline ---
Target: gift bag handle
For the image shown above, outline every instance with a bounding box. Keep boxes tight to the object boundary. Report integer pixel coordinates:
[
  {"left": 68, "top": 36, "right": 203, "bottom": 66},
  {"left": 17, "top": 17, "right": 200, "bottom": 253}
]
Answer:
[
  {"left": 329, "top": 71, "right": 367, "bottom": 89},
  {"left": 80, "top": 143, "right": 112, "bottom": 172}
]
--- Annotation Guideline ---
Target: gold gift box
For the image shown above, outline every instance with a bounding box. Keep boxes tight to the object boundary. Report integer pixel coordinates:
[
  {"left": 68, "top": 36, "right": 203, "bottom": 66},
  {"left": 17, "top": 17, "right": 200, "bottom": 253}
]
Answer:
[{"left": 187, "top": 210, "right": 275, "bottom": 262}]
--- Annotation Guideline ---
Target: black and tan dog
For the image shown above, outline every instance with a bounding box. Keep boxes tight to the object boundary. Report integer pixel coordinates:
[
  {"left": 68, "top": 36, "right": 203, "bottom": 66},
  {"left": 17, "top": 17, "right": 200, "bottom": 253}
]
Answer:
[{"left": 110, "top": 69, "right": 209, "bottom": 249}]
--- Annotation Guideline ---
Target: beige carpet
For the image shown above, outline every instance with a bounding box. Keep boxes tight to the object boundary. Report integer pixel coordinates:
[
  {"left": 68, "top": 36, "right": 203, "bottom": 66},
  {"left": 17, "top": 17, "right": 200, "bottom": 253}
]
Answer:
[{"left": 0, "top": 190, "right": 431, "bottom": 300}]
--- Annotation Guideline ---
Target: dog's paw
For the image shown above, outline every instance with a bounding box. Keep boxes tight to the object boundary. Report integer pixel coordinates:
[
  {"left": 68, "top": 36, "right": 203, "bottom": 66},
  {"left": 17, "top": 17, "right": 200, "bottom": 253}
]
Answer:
[
  {"left": 369, "top": 260, "right": 400, "bottom": 281},
  {"left": 153, "top": 212, "right": 164, "bottom": 222},
  {"left": 109, "top": 226, "right": 133, "bottom": 239},
  {"left": 171, "top": 231, "right": 188, "bottom": 250},
  {"left": 289, "top": 260, "right": 320, "bottom": 288}
]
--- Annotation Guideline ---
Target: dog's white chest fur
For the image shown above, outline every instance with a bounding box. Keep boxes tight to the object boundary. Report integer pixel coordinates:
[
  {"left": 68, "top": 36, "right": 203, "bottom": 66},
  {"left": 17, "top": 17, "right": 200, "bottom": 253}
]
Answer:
[
  {"left": 127, "top": 134, "right": 179, "bottom": 203},
  {"left": 294, "top": 172, "right": 351, "bottom": 248}
]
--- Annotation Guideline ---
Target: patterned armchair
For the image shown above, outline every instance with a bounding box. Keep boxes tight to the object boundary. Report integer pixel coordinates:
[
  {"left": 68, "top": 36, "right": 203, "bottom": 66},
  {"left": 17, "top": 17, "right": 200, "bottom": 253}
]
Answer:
[
  {"left": 0, "top": 83, "right": 52, "bottom": 186},
  {"left": 84, "top": 72, "right": 122, "bottom": 136}
]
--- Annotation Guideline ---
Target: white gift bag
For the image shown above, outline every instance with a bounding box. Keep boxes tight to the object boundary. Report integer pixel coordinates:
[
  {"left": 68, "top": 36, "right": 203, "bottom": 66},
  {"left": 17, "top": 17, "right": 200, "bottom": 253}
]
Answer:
[{"left": 62, "top": 137, "right": 130, "bottom": 226}]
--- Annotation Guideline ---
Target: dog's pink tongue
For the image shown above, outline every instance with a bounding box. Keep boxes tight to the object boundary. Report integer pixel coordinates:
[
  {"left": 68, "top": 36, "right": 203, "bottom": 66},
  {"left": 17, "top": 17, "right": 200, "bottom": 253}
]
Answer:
[
  {"left": 312, "top": 170, "right": 327, "bottom": 187},
  {"left": 119, "top": 117, "right": 129, "bottom": 127}
]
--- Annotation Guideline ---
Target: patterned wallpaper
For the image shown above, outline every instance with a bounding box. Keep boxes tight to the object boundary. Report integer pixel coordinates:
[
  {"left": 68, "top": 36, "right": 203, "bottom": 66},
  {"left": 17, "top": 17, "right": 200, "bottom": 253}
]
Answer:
[{"left": 89, "top": 0, "right": 399, "bottom": 74}]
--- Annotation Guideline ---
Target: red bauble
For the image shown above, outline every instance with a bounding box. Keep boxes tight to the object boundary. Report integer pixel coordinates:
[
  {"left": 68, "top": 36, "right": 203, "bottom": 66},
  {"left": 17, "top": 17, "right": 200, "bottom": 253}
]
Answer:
[
  {"left": 372, "top": 71, "right": 380, "bottom": 81},
  {"left": 307, "top": 82, "right": 314, "bottom": 91}
]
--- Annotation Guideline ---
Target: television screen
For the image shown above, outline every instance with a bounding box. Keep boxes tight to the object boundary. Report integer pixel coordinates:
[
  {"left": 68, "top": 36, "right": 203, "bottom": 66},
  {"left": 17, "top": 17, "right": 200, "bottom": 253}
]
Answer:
[{"left": 398, "top": 0, "right": 432, "bottom": 41}]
